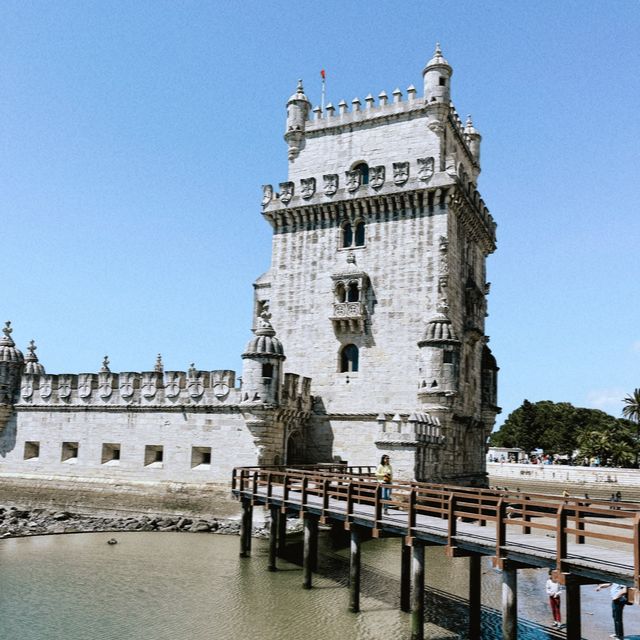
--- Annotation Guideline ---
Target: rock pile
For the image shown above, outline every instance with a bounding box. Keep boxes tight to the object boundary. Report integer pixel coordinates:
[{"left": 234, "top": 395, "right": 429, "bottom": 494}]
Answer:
[{"left": 0, "top": 505, "right": 271, "bottom": 539}]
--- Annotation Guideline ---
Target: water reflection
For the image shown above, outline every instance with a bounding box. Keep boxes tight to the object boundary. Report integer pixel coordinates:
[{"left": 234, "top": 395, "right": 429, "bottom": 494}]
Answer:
[{"left": 0, "top": 531, "right": 638, "bottom": 639}]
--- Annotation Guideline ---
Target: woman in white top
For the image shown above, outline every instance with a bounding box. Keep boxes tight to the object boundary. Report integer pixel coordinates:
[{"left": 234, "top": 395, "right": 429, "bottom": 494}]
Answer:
[{"left": 375, "top": 455, "right": 393, "bottom": 514}]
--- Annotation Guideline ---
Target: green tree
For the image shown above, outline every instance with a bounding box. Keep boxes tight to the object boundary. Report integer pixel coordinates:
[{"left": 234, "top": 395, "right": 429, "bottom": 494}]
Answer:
[
  {"left": 577, "top": 424, "right": 635, "bottom": 468},
  {"left": 490, "top": 400, "right": 635, "bottom": 464},
  {"left": 622, "top": 388, "right": 640, "bottom": 467}
]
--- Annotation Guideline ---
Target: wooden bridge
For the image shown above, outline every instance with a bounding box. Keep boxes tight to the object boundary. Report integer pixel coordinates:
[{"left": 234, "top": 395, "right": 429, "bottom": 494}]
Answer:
[{"left": 231, "top": 465, "right": 640, "bottom": 640}]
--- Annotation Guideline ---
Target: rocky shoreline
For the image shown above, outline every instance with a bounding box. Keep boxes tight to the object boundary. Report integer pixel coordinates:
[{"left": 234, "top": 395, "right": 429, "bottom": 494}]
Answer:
[{"left": 0, "top": 505, "right": 276, "bottom": 539}]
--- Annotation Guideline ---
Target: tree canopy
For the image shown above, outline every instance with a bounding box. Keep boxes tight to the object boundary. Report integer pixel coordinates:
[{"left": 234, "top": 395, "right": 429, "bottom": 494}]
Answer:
[{"left": 489, "top": 399, "right": 637, "bottom": 466}]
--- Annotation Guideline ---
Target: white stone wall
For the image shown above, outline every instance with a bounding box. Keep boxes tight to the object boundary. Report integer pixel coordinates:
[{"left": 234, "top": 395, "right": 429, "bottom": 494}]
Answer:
[
  {"left": 488, "top": 462, "right": 640, "bottom": 488},
  {"left": 268, "top": 207, "right": 449, "bottom": 414},
  {"left": 290, "top": 108, "right": 440, "bottom": 182},
  {"left": 0, "top": 408, "right": 257, "bottom": 484}
]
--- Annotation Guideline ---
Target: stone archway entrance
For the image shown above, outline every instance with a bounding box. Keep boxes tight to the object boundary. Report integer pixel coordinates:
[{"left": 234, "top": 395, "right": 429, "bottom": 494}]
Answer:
[{"left": 286, "top": 430, "right": 304, "bottom": 465}]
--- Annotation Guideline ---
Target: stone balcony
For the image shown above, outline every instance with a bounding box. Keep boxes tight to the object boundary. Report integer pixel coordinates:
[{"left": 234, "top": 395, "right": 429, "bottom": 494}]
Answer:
[{"left": 330, "top": 301, "right": 367, "bottom": 333}]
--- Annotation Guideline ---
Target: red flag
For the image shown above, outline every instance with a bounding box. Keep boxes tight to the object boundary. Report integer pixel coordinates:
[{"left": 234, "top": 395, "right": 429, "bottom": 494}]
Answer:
[{"left": 320, "top": 69, "right": 326, "bottom": 80}]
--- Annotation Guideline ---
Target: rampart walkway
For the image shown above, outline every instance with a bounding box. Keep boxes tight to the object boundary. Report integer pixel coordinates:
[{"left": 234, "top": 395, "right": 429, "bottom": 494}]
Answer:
[{"left": 232, "top": 465, "right": 640, "bottom": 640}]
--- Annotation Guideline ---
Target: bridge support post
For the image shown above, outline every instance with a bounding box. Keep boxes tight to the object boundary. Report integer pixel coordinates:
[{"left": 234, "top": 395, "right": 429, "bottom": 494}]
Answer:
[
  {"left": 400, "top": 541, "right": 411, "bottom": 612},
  {"left": 268, "top": 506, "right": 279, "bottom": 571},
  {"left": 239, "top": 497, "right": 253, "bottom": 558},
  {"left": 469, "top": 554, "right": 482, "bottom": 638},
  {"left": 501, "top": 560, "right": 517, "bottom": 640},
  {"left": 349, "top": 526, "right": 361, "bottom": 613},
  {"left": 565, "top": 574, "right": 581, "bottom": 640},
  {"left": 410, "top": 541, "right": 425, "bottom": 640},
  {"left": 303, "top": 513, "right": 318, "bottom": 589},
  {"left": 277, "top": 509, "right": 287, "bottom": 557}
]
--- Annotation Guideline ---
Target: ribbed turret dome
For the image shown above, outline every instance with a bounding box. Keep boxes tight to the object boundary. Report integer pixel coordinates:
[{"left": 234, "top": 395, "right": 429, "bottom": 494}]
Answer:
[
  {"left": 243, "top": 318, "right": 285, "bottom": 359},
  {"left": 419, "top": 312, "right": 459, "bottom": 345},
  {"left": 23, "top": 340, "right": 45, "bottom": 375},
  {"left": 0, "top": 321, "right": 24, "bottom": 364},
  {"left": 424, "top": 43, "right": 452, "bottom": 72},
  {"left": 287, "top": 79, "right": 310, "bottom": 105}
]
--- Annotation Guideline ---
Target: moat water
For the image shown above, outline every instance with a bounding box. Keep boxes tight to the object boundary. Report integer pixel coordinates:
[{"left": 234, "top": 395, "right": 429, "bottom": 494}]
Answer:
[{"left": 0, "top": 531, "right": 638, "bottom": 639}]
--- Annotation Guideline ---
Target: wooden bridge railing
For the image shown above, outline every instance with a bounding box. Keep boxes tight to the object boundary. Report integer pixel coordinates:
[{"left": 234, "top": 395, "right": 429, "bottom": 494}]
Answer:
[{"left": 232, "top": 466, "right": 640, "bottom": 586}]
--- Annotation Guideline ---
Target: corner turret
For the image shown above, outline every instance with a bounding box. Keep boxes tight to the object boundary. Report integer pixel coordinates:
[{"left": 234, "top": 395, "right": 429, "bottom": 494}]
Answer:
[
  {"left": 423, "top": 43, "right": 453, "bottom": 104},
  {"left": 241, "top": 313, "right": 285, "bottom": 405},
  {"left": 0, "top": 321, "right": 24, "bottom": 431},
  {"left": 285, "top": 80, "right": 311, "bottom": 161},
  {"left": 417, "top": 309, "right": 460, "bottom": 397},
  {"left": 464, "top": 115, "right": 481, "bottom": 168},
  {"left": 23, "top": 340, "right": 45, "bottom": 375}
]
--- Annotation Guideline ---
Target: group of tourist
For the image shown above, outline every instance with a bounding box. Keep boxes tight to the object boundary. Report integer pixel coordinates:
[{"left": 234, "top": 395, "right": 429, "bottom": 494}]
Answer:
[{"left": 546, "top": 571, "right": 631, "bottom": 638}]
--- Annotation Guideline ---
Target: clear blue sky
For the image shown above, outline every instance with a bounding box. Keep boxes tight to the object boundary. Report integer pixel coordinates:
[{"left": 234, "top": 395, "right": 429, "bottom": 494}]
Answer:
[{"left": 2, "top": 1, "right": 639, "bottom": 427}]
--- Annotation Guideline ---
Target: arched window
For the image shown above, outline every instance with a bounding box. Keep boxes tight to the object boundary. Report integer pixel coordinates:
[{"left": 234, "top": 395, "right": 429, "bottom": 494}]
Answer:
[
  {"left": 340, "top": 344, "right": 359, "bottom": 372},
  {"left": 342, "top": 222, "right": 353, "bottom": 248},
  {"left": 262, "top": 363, "right": 274, "bottom": 379},
  {"left": 353, "top": 162, "right": 369, "bottom": 185},
  {"left": 354, "top": 221, "right": 365, "bottom": 246},
  {"left": 336, "top": 283, "right": 346, "bottom": 303},
  {"left": 347, "top": 282, "right": 359, "bottom": 302}
]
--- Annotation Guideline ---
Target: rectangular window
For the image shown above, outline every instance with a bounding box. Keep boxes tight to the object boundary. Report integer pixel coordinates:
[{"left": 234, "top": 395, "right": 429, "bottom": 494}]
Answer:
[
  {"left": 191, "top": 446, "right": 212, "bottom": 469},
  {"left": 61, "top": 442, "right": 79, "bottom": 463},
  {"left": 144, "top": 445, "right": 164, "bottom": 467},
  {"left": 24, "top": 441, "right": 40, "bottom": 460},
  {"left": 101, "top": 443, "right": 121, "bottom": 465},
  {"left": 443, "top": 350, "right": 454, "bottom": 364}
]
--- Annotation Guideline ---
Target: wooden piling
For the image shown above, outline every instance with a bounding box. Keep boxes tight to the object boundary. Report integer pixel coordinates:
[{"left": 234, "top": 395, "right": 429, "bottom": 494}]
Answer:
[
  {"left": 468, "top": 554, "right": 482, "bottom": 638},
  {"left": 349, "top": 526, "right": 361, "bottom": 612},
  {"left": 239, "top": 496, "right": 253, "bottom": 558},
  {"left": 565, "top": 575, "right": 581, "bottom": 640},
  {"left": 302, "top": 513, "right": 318, "bottom": 589},
  {"left": 410, "top": 541, "right": 425, "bottom": 640},
  {"left": 501, "top": 561, "right": 517, "bottom": 640},
  {"left": 268, "top": 505, "right": 278, "bottom": 571},
  {"left": 277, "top": 508, "right": 287, "bottom": 557},
  {"left": 400, "top": 541, "right": 411, "bottom": 612}
]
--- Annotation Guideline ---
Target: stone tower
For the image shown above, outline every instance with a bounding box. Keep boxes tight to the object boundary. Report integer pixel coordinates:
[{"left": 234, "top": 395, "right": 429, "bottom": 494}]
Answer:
[{"left": 257, "top": 45, "right": 500, "bottom": 484}]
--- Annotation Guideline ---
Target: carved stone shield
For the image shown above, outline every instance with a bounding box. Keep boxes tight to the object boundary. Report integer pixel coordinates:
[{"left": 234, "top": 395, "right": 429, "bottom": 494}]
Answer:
[
  {"left": 119, "top": 373, "right": 136, "bottom": 399},
  {"left": 370, "top": 165, "right": 385, "bottom": 189},
  {"left": 141, "top": 372, "right": 158, "bottom": 399},
  {"left": 417, "top": 157, "right": 434, "bottom": 182},
  {"left": 21, "top": 377, "right": 34, "bottom": 399},
  {"left": 345, "top": 170, "right": 361, "bottom": 192},
  {"left": 393, "top": 162, "right": 409, "bottom": 185},
  {"left": 58, "top": 375, "right": 72, "bottom": 400},
  {"left": 300, "top": 177, "right": 316, "bottom": 199},
  {"left": 98, "top": 373, "right": 113, "bottom": 399},
  {"left": 40, "top": 376, "right": 52, "bottom": 399},
  {"left": 279, "top": 181, "right": 294, "bottom": 204},
  {"left": 188, "top": 375, "right": 204, "bottom": 399},
  {"left": 261, "top": 184, "right": 273, "bottom": 206},
  {"left": 78, "top": 374, "right": 94, "bottom": 398},
  {"left": 212, "top": 371, "right": 231, "bottom": 399},
  {"left": 165, "top": 372, "right": 181, "bottom": 399},
  {"left": 323, "top": 174, "right": 338, "bottom": 196}
]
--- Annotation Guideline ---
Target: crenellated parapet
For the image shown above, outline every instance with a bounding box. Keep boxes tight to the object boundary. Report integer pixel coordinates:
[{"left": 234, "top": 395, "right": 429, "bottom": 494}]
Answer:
[
  {"left": 17, "top": 368, "right": 241, "bottom": 408},
  {"left": 280, "top": 372, "right": 313, "bottom": 414},
  {"left": 375, "top": 411, "right": 445, "bottom": 447}
]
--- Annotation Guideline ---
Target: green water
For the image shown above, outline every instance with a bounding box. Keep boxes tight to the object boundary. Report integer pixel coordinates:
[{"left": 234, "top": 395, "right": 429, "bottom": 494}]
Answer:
[{"left": 0, "top": 532, "right": 635, "bottom": 639}]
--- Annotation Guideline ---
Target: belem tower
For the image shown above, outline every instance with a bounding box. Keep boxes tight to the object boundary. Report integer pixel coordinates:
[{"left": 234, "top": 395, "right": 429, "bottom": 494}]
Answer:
[{"left": 0, "top": 46, "right": 500, "bottom": 492}]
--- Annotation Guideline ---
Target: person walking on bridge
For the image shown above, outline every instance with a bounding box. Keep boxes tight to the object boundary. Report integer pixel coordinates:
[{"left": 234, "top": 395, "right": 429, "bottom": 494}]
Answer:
[{"left": 376, "top": 455, "right": 393, "bottom": 514}]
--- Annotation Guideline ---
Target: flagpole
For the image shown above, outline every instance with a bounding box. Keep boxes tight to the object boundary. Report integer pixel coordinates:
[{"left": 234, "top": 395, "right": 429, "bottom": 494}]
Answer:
[{"left": 321, "top": 69, "right": 326, "bottom": 112}]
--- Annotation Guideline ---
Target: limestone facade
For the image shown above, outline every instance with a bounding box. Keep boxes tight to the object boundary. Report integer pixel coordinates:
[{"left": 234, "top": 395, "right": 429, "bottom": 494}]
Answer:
[{"left": 0, "top": 46, "right": 499, "bottom": 489}]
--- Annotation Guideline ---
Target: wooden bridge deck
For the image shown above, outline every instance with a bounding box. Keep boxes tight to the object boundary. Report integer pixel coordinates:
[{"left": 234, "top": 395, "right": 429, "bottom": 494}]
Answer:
[{"left": 232, "top": 465, "right": 640, "bottom": 587}]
